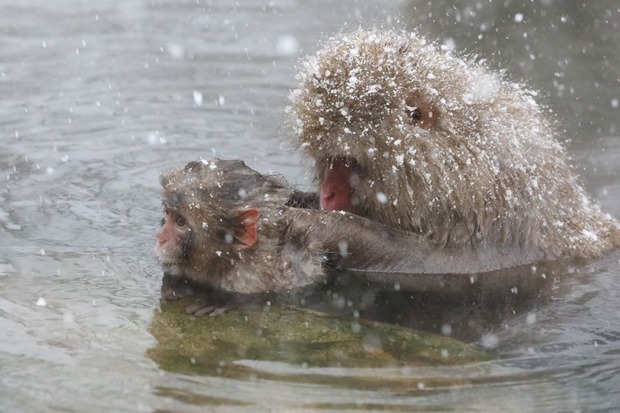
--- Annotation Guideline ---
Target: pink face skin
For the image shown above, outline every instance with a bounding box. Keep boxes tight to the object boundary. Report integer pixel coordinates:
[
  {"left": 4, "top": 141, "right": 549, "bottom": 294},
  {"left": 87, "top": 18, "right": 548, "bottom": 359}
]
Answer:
[
  {"left": 320, "top": 157, "right": 360, "bottom": 213},
  {"left": 156, "top": 210, "right": 190, "bottom": 264}
]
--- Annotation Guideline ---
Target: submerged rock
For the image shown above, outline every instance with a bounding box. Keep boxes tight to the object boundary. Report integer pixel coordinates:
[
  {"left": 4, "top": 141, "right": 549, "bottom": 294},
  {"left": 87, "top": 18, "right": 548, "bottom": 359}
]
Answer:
[{"left": 148, "top": 299, "right": 488, "bottom": 377}]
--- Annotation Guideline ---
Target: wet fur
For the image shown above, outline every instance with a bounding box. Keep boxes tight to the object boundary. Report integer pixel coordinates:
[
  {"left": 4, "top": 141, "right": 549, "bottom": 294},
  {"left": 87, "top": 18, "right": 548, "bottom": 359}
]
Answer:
[
  {"left": 289, "top": 29, "right": 620, "bottom": 261},
  {"left": 159, "top": 159, "right": 326, "bottom": 293}
]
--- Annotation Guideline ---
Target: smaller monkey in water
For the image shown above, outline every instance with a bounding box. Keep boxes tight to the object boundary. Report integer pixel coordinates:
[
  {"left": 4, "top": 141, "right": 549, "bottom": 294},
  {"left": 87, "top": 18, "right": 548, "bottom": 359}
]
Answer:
[
  {"left": 157, "top": 159, "right": 516, "bottom": 313},
  {"left": 156, "top": 158, "right": 325, "bottom": 299}
]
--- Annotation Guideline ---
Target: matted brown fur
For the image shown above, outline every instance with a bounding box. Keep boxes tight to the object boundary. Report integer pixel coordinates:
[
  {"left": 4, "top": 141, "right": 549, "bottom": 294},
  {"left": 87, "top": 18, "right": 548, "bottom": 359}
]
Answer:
[
  {"left": 289, "top": 29, "right": 620, "bottom": 260},
  {"left": 159, "top": 159, "right": 325, "bottom": 293}
]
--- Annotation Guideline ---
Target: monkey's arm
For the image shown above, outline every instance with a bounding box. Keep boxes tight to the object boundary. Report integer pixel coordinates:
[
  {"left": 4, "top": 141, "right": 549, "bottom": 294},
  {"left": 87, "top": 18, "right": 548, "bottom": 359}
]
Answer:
[{"left": 286, "top": 209, "right": 544, "bottom": 275}]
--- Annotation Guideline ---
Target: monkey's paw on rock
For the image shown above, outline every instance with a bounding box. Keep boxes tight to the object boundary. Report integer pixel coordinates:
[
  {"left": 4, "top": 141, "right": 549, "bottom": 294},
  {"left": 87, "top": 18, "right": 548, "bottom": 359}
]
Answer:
[{"left": 184, "top": 300, "right": 228, "bottom": 317}]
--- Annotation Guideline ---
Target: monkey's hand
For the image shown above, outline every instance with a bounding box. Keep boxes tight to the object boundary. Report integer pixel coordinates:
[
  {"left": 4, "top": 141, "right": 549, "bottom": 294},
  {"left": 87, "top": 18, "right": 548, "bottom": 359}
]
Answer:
[
  {"left": 160, "top": 271, "right": 197, "bottom": 300},
  {"left": 184, "top": 291, "right": 281, "bottom": 317}
]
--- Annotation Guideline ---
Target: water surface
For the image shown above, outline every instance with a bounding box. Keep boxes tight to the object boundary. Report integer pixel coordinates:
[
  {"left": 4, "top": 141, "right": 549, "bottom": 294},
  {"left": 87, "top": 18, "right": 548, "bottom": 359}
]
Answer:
[{"left": 1, "top": 1, "right": 620, "bottom": 411}]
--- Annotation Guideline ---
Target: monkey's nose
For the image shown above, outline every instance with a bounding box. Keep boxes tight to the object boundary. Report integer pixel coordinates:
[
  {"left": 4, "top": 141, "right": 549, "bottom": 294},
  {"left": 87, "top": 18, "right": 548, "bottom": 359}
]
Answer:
[
  {"left": 320, "top": 182, "right": 354, "bottom": 212},
  {"left": 320, "top": 186, "right": 337, "bottom": 210}
]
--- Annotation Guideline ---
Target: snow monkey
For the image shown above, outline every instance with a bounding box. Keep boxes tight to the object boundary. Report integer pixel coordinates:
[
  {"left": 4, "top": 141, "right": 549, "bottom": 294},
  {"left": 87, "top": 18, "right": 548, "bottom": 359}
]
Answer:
[
  {"left": 288, "top": 29, "right": 620, "bottom": 264},
  {"left": 157, "top": 159, "right": 534, "bottom": 314}
]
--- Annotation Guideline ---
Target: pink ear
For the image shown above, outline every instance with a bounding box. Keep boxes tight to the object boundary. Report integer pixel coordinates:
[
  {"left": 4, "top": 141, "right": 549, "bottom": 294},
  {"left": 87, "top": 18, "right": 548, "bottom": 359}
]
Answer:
[{"left": 233, "top": 209, "right": 260, "bottom": 249}]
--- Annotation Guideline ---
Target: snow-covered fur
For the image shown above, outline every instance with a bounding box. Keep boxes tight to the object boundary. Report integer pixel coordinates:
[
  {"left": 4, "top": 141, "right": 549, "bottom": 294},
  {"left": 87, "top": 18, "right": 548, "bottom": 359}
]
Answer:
[{"left": 289, "top": 29, "right": 620, "bottom": 260}]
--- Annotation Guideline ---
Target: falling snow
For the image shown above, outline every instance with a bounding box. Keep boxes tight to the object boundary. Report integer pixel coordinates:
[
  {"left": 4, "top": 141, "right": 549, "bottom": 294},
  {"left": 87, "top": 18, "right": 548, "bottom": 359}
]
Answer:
[
  {"left": 276, "top": 35, "right": 299, "bottom": 56},
  {"left": 166, "top": 43, "right": 184, "bottom": 59},
  {"left": 193, "top": 91, "right": 203, "bottom": 106},
  {"left": 481, "top": 333, "right": 499, "bottom": 349}
]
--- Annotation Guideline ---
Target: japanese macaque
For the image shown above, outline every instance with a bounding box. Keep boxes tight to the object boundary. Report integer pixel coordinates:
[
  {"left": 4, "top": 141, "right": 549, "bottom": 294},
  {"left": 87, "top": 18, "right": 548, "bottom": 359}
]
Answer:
[
  {"left": 288, "top": 28, "right": 620, "bottom": 264},
  {"left": 156, "top": 158, "right": 324, "bottom": 299},
  {"left": 156, "top": 159, "right": 532, "bottom": 306}
]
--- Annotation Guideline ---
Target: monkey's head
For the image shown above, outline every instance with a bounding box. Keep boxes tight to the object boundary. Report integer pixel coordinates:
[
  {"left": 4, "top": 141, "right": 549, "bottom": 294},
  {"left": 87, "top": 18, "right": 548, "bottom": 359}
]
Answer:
[
  {"left": 156, "top": 159, "right": 270, "bottom": 283},
  {"left": 289, "top": 28, "right": 562, "bottom": 243}
]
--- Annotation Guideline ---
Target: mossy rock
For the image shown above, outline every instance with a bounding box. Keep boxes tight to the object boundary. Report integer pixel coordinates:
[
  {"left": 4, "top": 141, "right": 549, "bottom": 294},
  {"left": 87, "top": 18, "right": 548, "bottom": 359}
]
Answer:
[{"left": 148, "top": 299, "right": 489, "bottom": 379}]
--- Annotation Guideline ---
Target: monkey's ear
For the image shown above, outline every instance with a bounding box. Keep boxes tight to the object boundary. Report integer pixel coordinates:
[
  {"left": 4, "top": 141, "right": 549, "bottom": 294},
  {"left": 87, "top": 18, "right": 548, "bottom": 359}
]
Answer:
[{"left": 233, "top": 209, "right": 260, "bottom": 249}]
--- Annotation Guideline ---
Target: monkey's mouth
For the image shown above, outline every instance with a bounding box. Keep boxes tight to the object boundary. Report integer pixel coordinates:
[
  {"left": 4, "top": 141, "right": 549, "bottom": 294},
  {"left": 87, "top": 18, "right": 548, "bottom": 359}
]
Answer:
[{"left": 320, "top": 157, "right": 359, "bottom": 213}]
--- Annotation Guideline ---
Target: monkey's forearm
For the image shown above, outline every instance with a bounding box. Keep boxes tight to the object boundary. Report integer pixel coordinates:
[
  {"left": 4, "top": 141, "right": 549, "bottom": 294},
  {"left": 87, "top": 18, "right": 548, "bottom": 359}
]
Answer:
[{"left": 290, "top": 209, "right": 545, "bottom": 275}]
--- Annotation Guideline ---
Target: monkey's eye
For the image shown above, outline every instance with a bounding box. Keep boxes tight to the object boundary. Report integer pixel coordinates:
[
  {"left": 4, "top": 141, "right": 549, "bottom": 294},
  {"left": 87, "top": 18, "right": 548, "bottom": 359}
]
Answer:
[
  {"left": 405, "top": 105, "right": 422, "bottom": 123},
  {"left": 404, "top": 92, "right": 437, "bottom": 129},
  {"left": 175, "top": 216, "right": 187, "bottom": 228}
]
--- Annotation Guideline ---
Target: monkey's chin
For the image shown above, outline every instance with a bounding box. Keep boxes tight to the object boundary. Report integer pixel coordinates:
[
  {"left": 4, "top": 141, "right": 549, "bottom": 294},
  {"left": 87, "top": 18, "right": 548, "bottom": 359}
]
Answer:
[{"left": 156, "top": 250, "right": 182, "bottom": 267}]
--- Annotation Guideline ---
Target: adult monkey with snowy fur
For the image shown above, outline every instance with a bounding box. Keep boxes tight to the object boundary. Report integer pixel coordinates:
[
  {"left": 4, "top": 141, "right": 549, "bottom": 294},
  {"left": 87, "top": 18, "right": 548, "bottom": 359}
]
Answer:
[{"left": 289, "top": 29, "right": 620, "bottom": 266}]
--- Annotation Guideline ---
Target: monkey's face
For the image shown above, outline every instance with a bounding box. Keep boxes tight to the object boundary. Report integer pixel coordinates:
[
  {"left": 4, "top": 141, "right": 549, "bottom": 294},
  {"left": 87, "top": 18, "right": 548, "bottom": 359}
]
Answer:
[
  {"left": 156, "top": 209, "right": 193, "bottom": 265},
  {"left": 289, "top": 28, "right": 519, "bottom": 234},
  {"left": 291, "top": 30, "right": 447, "bottom": 221},
  {"left": 157, "top": 161, "right": 266, "bottom": 285},
  {"left": 314, "top": 89, "right": 439, "bottom": 215}
]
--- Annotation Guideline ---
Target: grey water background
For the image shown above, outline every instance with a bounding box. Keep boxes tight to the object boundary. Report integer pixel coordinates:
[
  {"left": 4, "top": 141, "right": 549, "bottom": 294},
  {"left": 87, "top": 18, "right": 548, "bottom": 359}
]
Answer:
[{"left": 1, "top": 0, "right": 620, "bottom": 411}]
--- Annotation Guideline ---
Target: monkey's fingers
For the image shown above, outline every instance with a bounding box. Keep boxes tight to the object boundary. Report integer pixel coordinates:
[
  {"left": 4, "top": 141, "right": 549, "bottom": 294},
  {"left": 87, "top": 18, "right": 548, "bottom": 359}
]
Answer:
[
  {"left": 185, "top": 300, "right": 228, "bottom": 317},
  {"left": 208, "top": 307, "right": 227, "bottom": 317}
]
